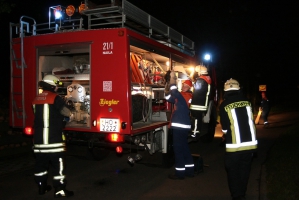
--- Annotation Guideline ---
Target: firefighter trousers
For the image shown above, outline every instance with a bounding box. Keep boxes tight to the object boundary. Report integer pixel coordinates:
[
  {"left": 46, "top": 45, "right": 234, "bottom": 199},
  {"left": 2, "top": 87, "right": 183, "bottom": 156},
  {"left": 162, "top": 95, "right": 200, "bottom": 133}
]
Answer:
[
  {"left": 190, "top": 110, "right": 206, "bottom": 136},
  {"left": 225, "top": 152, "right": 253, "bottom": 198},
  {"left": 262, "top": 109, "right": 270, "bottom": 123},
  {"left": 34, "top": 152, "right": 67, "bottom": 189},
  {"left": 172, "top": 129, "right": 194, "bottom": 178}
]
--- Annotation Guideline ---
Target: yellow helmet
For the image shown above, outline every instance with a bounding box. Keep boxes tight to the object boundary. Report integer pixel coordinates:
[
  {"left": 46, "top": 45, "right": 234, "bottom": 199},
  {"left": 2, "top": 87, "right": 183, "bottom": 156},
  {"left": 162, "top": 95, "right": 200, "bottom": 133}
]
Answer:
[{"left": 224, "top": 78, "right": 240, "bottom": 91}]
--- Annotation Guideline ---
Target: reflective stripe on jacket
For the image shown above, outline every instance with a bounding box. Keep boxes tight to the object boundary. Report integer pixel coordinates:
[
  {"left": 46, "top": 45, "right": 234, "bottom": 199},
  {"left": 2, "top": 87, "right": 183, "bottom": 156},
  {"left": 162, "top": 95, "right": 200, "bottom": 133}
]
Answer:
[
  {"left": 220, "top": 92, "right": 257, "bottom": 153},
  {"left": 165, "top": 85, "right": 191, "bottom": 130},
  {"left": 32, "top": 91, "right": 66, "bottom": 153},
  {"left": 190, "top": 76, "right": 212, "bottom": 111}
]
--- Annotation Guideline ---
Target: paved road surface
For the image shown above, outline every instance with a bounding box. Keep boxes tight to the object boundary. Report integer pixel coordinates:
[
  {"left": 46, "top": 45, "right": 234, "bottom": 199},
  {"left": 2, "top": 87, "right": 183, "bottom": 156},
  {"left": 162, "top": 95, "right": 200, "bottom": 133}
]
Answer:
[{"left": 0, "top": 111, "right": 298, "bottom": 200}]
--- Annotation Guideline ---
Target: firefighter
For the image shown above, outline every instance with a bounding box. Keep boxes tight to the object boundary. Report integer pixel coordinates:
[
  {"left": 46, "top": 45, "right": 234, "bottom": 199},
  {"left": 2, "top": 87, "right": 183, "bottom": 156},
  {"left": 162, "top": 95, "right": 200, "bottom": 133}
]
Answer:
[
  {"left": 164, "top": 71, "right": 194, "bottom": 180},
  {"left": 180, "top": 79, "right": 193, "bottom": 107},
  {"left": 32, "top": 75, "right": 74, "bottom": 198},
  {"left": 260, "top": 92, "right": 271, "bottom": 127},
  {"left": 219, "top": 78, "right": 258, "bottom": 200},
  {"left": 190, "top": 65, "right": 213, "bottom": 137}
]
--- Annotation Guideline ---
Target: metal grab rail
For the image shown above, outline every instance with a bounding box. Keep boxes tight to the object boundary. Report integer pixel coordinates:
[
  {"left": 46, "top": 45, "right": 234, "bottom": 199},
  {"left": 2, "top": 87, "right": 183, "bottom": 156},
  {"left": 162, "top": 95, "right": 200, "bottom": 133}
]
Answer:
[
  {"left": 10, "top": 0, "right": 194, "bottom": 56},
  {"left": 9, "top": 16, "right": 36, "bottom": 127}
]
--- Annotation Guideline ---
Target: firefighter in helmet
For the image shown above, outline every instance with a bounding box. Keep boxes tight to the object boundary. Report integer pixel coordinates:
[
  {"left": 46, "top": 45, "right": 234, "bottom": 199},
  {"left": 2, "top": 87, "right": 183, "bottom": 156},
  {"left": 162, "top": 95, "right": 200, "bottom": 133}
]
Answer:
[
  {"left": 190, "top": 65, "right": 213, "bottom": 137},
  {"left": 164, "top": 71, "right": 194, "bottom": 180},
  {"left": 32, "top": 74, "right": 74, "bottom": 197},
  {"left": 219, "top": 78, "right": 257, "bottom": 199}
]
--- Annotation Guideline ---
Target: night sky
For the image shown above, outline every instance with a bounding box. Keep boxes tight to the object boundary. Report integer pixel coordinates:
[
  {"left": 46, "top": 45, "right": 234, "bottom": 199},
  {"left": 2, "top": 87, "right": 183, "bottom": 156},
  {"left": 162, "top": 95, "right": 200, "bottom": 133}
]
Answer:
[{"left": 1, "top": 0, "right": 298, "bottom": 103}]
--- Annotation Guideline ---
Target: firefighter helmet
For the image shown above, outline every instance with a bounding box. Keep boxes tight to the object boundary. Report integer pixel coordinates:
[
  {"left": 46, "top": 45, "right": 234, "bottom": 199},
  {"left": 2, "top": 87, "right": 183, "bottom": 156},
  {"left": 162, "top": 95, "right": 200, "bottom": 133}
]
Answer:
[
  {"left": 42, "top": 75, "right": 63, "bottom": 86},
  {"left": 182, "top": 79, "right": 192, "bottom": 88},
  {"left": 224, "top": 78, "right": 240, "bottom": 91},
  {"left": 195, "top": 65, "right": 208, "bottom": 75}
]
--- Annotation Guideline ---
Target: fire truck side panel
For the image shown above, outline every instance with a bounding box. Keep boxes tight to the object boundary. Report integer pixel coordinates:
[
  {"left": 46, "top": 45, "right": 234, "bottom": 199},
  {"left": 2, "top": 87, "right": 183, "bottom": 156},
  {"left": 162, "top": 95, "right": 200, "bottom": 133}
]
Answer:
[{"left": 88, "top": 29, "right": 132, "bottom": 135}]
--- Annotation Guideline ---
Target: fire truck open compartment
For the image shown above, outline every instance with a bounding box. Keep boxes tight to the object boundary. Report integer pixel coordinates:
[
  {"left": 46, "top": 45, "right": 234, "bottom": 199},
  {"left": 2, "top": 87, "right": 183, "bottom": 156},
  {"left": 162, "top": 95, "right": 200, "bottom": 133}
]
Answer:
[{"left": 37, "top": 43, "right": 91, "bottom": 128}]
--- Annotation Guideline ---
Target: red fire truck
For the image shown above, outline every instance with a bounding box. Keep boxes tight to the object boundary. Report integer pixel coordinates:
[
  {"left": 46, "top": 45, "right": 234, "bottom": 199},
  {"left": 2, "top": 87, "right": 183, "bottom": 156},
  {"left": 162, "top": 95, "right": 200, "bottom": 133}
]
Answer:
[{"left": 9, "top": 0, "right": 215, "bottom": 165}]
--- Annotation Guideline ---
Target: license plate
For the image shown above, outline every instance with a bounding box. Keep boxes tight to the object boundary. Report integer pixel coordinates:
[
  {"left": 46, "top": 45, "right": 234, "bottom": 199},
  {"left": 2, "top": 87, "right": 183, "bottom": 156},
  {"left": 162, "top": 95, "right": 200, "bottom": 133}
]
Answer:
[{"left": 100, "top": 118, "right": 119, "bottom": 132}]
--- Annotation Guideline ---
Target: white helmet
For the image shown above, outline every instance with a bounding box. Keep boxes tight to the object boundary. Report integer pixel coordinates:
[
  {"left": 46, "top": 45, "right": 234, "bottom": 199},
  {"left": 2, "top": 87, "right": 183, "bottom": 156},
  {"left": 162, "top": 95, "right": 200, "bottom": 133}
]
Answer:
[
  {"left": 43, "top": 75, "right": 62, "bottom": 86},
  {"left": 195, "top": 65, "right": 208, "bottom": 75},
  {"left": 224, "top": 78, "right": 240, "bottom": 91}
]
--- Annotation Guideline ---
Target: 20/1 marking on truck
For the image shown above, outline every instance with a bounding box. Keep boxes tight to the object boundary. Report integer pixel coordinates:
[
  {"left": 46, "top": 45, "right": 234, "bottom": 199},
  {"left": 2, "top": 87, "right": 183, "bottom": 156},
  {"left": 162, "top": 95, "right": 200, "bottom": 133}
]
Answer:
[{"left": 100, "top": 118, "right": 119, "bottom": 132}]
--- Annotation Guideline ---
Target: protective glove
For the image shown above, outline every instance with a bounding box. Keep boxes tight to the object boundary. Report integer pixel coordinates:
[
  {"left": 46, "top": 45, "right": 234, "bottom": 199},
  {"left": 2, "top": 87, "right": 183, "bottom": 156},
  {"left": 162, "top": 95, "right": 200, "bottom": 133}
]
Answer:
[
  {"left": 164, "top": 71, "right": 171, "bottom": 95},
  {"left": 164, "top": 70, "right": 177, "bottom": 96},
  {"left": 169, "top": 71, "right": 177, "bottom": 86},
  {"left": 164, "top": 83, "right": 171, "bottom": 96},
  {"left": 164, "top": 70, "right": 171, "bottom": 83}
]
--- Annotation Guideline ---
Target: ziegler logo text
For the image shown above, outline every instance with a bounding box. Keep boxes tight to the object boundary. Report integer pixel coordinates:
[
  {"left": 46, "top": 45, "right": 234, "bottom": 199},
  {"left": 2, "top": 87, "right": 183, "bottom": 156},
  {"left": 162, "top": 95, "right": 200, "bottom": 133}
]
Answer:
[{"left": 99, "top": 99, "right": 120, "bottom": 106}]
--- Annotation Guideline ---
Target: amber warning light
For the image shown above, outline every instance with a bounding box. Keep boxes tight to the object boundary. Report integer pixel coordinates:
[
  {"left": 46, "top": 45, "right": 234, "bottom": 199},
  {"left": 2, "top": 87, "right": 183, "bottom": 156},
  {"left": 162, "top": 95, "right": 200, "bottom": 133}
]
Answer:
[{"left": 24, "top": 127, "right": 34, "bottom": 136}]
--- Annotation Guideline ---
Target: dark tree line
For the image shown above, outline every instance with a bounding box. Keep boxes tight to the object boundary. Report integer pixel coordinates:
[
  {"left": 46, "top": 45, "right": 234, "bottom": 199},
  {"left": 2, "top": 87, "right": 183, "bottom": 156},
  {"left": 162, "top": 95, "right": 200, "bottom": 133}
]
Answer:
[{"left": 0, "top": 0, "right": 15, "bottom": 14}]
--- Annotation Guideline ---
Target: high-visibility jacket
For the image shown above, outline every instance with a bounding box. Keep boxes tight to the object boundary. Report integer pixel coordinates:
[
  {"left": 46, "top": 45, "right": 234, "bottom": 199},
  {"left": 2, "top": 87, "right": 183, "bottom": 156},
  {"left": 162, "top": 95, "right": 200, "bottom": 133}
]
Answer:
[
  {"left": 190, "top": 75, "right": 212, "bottom": 112},
  {"left": 219, "top": 92, "right": 258, "bottom": 153},
  {"left": 165, "top": 85, "right": 191, "bottom": 130},
  {"left": 32, "top": 90, "right": 69, "bottom": 153}
]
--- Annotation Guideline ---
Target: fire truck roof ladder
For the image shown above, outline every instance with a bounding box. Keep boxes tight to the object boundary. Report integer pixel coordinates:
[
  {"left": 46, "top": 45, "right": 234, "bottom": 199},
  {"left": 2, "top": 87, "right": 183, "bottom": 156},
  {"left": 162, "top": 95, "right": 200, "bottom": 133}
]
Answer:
[
  {"left": 9, "top": 16, "right": 36, "bottom": 128},
  {"left": 81, "top": 0, "right": 195, "bottom": 56}
]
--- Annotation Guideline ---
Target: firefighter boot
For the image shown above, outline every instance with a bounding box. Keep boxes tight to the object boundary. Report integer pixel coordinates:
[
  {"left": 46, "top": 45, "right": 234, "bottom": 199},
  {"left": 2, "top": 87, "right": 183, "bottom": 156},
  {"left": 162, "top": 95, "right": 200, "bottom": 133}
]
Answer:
[
  {"left": 54, "top": 187, "right": 74, "bottom": 198},
  {"left": 38, "top": 182, "right": 52, "bottom": 195}
]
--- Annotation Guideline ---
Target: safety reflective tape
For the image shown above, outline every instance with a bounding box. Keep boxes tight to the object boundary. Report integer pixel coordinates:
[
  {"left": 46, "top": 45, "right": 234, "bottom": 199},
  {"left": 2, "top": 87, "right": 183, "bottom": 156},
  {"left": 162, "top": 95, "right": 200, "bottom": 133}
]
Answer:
[
  {"left": 226, "top": 140, "right": 258, "bottom": 149},
  {"left": 193, "top": 119, "right": 198, "bottom": 134},
  {"left": 53, "top": 175, "right": 65, "bottom": 180},
  {"left": 43, "top": 104, "right": 49, "bottom": 144},
  {"left": 34, "top": 143, "right": 65, "bottom": 148},
  {"left": 246, "top": 106, "right": 257, "bottom": 141},
  {"left": 185, "top": 164, "right": 194, "bottom": 167},
  {"left": 190, "top": 104, "right": 207, "bottom": 111},
  {"left": 34, "top": 171, "right": 48, "bottom": 176},
  {"left": 34, "top": 148, "right": 65, "bottom": 153},
  {"left": 55, "top": 190, "right": 66, "bottom": 196},
  {"left": 59, "top": 158, "right": 64, "bottom": 177},
  {"left": 226, "top": 144, "right": 258, "bottom": 152},
  {"left": 175, "top": 168, "right": 185, "bottom": 171},
  {"left": 204, "top": 84, "right": 211, "bottom": 108},
  {"left": 171, "top": 123, "right": 191, "bottom": 129}
]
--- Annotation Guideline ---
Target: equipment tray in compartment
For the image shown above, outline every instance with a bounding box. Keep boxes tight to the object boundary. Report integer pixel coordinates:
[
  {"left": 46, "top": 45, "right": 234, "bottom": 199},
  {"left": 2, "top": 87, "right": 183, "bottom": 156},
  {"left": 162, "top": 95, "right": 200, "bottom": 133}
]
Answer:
[{"left": 56, "top": 73, "right": 90, "bottom": 81}]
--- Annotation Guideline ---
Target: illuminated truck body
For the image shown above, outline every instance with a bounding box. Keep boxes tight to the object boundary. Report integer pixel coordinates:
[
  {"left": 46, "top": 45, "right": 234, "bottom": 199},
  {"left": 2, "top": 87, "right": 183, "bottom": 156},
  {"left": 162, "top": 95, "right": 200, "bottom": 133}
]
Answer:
[{"left": 9, "top": 0, "right": 197, "bottom": 164}]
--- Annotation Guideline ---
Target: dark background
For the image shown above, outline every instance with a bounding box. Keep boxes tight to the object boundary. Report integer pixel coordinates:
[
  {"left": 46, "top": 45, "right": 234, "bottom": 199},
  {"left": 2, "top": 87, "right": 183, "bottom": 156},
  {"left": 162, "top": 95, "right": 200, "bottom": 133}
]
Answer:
[{"left": 1, "top": 0, "right": 298, "bottom": 107}]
